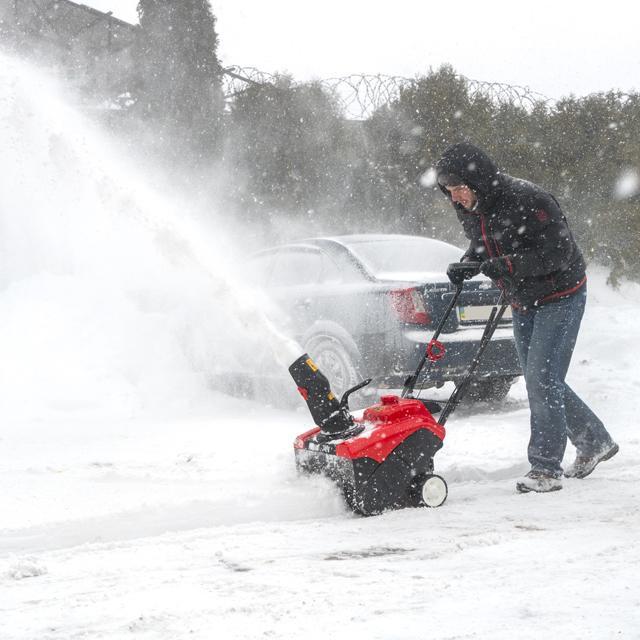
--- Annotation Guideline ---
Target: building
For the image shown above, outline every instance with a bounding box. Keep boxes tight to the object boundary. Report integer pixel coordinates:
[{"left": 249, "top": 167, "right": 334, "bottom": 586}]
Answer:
[{"left": 0, "top": 0, "right": 138, "bottom": 103}]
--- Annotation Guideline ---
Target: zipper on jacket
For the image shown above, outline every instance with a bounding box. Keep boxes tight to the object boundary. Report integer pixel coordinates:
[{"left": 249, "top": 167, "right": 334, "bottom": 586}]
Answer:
[
  {"left": 480, "top": 212, "right": 510, "bottom": 295},
  {"left": 479, "top": 214, "right": 495, "bottom": 258}
]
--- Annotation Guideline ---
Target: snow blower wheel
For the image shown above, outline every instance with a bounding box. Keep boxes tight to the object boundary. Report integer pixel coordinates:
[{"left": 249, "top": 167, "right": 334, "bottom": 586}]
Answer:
[{"left": 410, "top": 474, "right": 448, "bottom": 508}]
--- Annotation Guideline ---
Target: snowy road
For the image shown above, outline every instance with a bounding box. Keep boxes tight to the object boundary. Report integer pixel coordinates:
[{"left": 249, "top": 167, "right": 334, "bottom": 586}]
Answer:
[{"left": 3, "top": 275, "right": 640, "bottom": 639}]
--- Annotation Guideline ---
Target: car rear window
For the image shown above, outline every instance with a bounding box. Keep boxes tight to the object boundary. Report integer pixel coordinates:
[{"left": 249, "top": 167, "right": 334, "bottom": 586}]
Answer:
[
  {"left": 347, "top": 238, "right": 462, "bottom": 278},
  {"left": 270, "top": 249, "right": 324, "bottom": 286}
]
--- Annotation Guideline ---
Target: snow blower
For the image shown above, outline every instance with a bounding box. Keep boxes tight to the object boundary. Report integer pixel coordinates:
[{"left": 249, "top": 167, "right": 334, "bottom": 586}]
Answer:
[{"left": 289, "top": 263, "right": 508, "bottom": 515}]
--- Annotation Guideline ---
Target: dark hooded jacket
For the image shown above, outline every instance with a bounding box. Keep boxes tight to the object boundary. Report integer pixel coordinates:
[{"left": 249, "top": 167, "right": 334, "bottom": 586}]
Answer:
[{"left": 435, "top": 142, "right": 586, "bottom": 310}]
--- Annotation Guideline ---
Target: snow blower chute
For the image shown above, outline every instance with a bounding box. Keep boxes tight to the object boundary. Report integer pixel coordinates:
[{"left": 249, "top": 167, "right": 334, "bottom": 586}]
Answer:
[{"left": 289, "top": 263, "right": 508, "bottom": 515}]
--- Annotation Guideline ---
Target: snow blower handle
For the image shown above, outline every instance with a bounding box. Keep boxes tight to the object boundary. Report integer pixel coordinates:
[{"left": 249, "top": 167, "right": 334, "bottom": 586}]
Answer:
[
  {"left": 446, "top": 262, "right": 481, "bottom": 286},
  {"left": 437, "top": 294, "right": 508, "bottom": 427},
  {"left": 340, "top": 378, "right": 373, "bottom": 410},
  {"left": 402, "top": 283, "right": 465, "bottom": 398}
]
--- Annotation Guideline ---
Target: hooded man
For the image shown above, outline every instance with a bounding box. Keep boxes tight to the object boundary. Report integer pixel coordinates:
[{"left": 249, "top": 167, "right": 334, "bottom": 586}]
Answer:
[{"left": 435, "top": 142, "right": 618, "bottom": 493}]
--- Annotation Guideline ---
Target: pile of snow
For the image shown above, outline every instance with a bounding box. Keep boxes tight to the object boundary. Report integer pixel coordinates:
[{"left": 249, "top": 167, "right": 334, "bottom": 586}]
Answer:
[{"left": 4, "top": 556, "right": 48, "bottom": 581}]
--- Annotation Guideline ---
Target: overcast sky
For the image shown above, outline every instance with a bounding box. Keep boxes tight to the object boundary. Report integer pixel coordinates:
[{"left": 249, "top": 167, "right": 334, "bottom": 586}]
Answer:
[{"left": 84, "top": 0, "right": 640, "bottom": 101}]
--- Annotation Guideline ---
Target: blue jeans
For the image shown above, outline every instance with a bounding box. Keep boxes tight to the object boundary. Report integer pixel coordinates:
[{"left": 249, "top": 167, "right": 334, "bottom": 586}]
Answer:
[{"left": 512, "top": 286, "right": 613, "bottom": 477}]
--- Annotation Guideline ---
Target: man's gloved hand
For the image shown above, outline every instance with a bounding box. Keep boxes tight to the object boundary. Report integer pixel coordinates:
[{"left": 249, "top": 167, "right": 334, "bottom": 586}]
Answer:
[
  {"left": 447, "top": 262, "right": 481, "bottom": 285},
  {"left": 479, "top": 256, "right": 514, "bottom": 281}
]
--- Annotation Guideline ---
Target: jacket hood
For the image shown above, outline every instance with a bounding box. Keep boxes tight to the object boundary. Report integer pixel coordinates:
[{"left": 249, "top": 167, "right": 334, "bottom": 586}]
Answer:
[{"left": 435, "top": 142, "right": 501, "bottom": 207}]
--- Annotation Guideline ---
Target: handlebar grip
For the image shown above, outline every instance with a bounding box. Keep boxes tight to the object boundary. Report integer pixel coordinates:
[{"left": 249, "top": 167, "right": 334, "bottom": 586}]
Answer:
[{"left": 448, "top": 262, "right": 481, "bottom": 279}]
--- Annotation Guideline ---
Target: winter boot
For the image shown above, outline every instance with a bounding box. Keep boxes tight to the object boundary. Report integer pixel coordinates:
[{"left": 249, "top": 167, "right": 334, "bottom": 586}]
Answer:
[
  {"left": 564, "top": 442, "right": 619, "bottom": 479},
  {"left": 516, "top": 470, "right": 562, "bottom": 494}
]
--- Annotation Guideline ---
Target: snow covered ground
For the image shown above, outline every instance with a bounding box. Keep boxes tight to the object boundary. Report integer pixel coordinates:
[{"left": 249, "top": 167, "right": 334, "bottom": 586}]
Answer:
[
  {"left": 2, "top": 279, "right": 639, "bottom": 640},
  {"left": 1, "top": 54, "right": 639, "bottom": 639}
]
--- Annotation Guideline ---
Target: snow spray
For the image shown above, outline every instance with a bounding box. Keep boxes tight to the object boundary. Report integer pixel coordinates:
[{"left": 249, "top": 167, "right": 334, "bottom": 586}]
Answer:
[{"left": 0, "top": 53, "right": 303, "bottom": 421}]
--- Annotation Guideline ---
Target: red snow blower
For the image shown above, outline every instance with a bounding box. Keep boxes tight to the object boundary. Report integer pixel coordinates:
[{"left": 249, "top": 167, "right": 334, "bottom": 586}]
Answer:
[{"left": 289, "top": 263, "right": 508, "bottom": 515}]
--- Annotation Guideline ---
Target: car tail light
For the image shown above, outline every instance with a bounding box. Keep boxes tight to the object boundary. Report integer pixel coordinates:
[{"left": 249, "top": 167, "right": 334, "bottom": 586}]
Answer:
[{"left": 389, "top": 288, "right": 431, "bottom": 325}]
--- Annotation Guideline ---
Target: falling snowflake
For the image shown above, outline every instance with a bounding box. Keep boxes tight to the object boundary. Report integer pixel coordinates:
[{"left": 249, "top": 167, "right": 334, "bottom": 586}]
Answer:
[
  {"left": 420, "top": 168, "right": 438, "bottom": 188},
  {"left": 614, "top": 169, "right": 640, "bottom": 199}
]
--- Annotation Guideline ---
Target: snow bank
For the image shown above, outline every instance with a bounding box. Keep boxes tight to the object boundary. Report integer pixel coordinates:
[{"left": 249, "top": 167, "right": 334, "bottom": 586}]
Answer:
[{"left": 4, "top": 556, "right": 48, "bottom": 580}]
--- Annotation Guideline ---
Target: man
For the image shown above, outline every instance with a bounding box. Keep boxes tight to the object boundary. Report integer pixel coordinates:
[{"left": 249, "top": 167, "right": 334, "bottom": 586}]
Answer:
[{"left": 435, "top": 141, "right": 618, "bottom": 493}]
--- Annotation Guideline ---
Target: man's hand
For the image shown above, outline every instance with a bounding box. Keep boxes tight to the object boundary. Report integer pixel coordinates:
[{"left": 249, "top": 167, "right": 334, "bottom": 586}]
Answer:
[
  {"left": 479, "top": 256, "right": 514, "bottom": 281},
  {"left": 447, "top": 262, "right": 481, "bottom": 285}
]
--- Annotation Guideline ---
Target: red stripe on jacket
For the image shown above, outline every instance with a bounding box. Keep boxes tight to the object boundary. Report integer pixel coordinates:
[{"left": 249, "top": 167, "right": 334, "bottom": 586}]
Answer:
[{"left": 536, "top": 276, "right": 587, "bottom": 306}]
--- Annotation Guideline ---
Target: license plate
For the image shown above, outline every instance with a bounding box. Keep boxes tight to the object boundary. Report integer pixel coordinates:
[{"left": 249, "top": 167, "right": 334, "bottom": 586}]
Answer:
[{"left": 458, "top": 304, "right": 512, "bottom": 323}]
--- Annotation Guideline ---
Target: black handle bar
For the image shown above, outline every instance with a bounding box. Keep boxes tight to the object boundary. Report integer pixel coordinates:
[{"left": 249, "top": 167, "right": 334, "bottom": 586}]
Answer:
[
  {"left": 437, "top": 294, "right": 508, "bottom": 426},
  {"left": 402, "top": 283, "right": 464, "bottom": 398}
]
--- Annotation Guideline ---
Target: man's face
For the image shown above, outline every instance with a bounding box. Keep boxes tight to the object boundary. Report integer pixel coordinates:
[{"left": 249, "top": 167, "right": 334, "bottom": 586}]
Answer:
[{"left": 446, "top": 184, "right": 477, "bottom": 211}]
